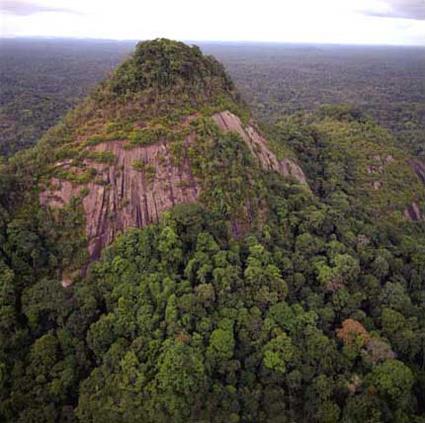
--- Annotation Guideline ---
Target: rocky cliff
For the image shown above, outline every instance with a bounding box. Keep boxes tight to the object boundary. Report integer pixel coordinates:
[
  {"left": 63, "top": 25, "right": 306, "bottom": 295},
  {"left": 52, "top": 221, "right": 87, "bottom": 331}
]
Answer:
[
  {"left": 40, "top": 137, "right": 199, "bottom": 260},
  {"left": 36, "top": 40, "right": 310, "bottom": 270},
  {"left": 40, "top": 110, "right": 306, "bottom": 262}
]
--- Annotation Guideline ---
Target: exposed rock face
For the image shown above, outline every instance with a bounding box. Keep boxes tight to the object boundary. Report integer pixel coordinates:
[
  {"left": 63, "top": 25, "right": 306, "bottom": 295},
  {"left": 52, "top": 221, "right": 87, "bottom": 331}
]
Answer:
[
  {"left": 372, "top": 181, "right": 383, "bottom": 191},
  {"left": 367, "top": 154, "right": 394, "bottom": 175},
  {"left": 404, "top": 159, "right": 425, "bottom": 221},
  {"left": 404, "top": 201, "right": 422, "bottom": 221},
  {"left": 212, "top": 111, "right": 307, "bottom": 184},
  {"left": 409, "top": 159, "right": 425, "bottom": 184},
  {"left": 41, "top": 137, "right": 199, "bottom": 260},
  {"left": 40, "top": 111, "right": 307, "bottom": 263}
]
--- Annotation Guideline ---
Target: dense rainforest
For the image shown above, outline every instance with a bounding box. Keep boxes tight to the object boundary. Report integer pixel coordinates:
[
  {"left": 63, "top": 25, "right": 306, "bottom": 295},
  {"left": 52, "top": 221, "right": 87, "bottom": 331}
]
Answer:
[
  {"left": 1, "top": 39, "right": 424, "bottom": 157},
  {"left": 0, "top": 39, "right": 425, "bottom": 423},
  {"left": 0, "top": 39, "right": 132, "bottom": 156}
]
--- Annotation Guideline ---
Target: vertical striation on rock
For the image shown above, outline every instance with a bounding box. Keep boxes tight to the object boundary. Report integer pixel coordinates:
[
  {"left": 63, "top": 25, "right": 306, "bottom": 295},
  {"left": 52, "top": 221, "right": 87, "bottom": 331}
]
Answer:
[
  {"left": 404, "top": 201, "right": 422, "bottom": 221},
  {"left": 40, "top": 111, "right": 309, "bottom": 261},
  {"left": 409, "top": 159, "right": 425, "bottom": 184},
  {"left": 41, "top": 138, "right": 200, "bottom": 260},
  {"left": 404, "top": 159, "right": 425, "bottom": 221},
  {"left": 38, "top": 39, "right": 310, "bottom": 275},
  {"left": 212, "top": 111, "right": 307, "bottom": 184}
]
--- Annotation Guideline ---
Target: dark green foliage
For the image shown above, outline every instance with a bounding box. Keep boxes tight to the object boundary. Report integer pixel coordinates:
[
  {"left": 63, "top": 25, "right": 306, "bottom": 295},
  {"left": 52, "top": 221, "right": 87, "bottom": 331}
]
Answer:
[
  {"left": 1, "top": 175, "right": 425, "bottom": 421},
  {"left": 188, "top": 117, "right": 268, "bottom": 219},
  {"left": 108, "top": 38, "right": 234, "bottom": 97},
  {"left": 1, "top": 39, "right": 425, "bottom": 423},
  {"left": 272, "top": 106, "right": 425, "bottom": 221}
]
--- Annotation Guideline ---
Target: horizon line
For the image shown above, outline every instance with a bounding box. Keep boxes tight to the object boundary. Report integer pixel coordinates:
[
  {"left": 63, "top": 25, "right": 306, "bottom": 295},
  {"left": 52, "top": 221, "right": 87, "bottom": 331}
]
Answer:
[{"left": 1, "top": 35, "right": 425, "bottom": 48}]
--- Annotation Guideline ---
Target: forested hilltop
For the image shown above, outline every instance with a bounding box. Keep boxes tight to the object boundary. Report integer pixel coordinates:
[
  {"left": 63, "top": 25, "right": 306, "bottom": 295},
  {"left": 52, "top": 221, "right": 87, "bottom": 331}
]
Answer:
[{"left": 1, "top": 39, "right": 425, "bottom": 423}]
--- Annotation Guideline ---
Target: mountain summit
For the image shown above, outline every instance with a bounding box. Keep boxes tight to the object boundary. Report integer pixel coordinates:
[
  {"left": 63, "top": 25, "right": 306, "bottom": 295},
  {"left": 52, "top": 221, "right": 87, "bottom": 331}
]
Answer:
[
  {"left": 37, "top": 39, "right": 306, "bottom": 275},
  {"left": 106, "top": 38, "right": 235, "bottom": 99}
]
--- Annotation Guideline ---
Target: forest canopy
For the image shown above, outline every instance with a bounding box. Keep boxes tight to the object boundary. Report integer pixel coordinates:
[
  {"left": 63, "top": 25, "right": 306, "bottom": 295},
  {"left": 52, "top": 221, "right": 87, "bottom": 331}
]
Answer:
[{"left": 0, "top": 39, "right": 425, "bottom": 423}]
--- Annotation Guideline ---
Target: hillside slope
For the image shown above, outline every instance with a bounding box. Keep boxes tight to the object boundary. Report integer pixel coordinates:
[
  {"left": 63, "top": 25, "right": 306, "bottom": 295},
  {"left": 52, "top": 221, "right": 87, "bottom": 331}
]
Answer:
[
  {"left": 1, "top": 40, "right": 425, "bottom": 423},
  {"left": 35, "top": 39, "right": 306, "bottom": 265},
  {"left": 273, "top": 105, "right": 425, "bottom": 222}
]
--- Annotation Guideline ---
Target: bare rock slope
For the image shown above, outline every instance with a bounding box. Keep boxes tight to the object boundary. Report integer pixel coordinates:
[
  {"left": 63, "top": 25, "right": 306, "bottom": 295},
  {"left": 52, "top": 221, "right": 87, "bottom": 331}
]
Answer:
[
  {"left": 406, "top": 158, "right": 425, "bottom": 220},
  {"left": 41, "top": 111, "right": 307, "bottom": 261}
]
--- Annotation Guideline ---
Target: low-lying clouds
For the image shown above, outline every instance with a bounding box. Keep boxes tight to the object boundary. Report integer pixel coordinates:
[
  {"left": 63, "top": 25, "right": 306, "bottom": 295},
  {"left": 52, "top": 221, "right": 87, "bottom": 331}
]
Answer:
[
  {"left": 1, "top": 0, "right": 424, "bottom": 46},
  {"left": 362, "top": 0, "right": 425, "bottom": 20},
  {"left": 0, "top": 0, "right": 80, "bottom": 16}
]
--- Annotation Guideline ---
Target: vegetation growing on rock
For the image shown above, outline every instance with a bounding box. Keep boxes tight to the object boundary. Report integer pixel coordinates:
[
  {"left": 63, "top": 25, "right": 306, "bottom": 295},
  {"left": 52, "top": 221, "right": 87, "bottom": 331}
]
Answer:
[{"left": 0, "top": 40, "right": 425, "bottom": 423}]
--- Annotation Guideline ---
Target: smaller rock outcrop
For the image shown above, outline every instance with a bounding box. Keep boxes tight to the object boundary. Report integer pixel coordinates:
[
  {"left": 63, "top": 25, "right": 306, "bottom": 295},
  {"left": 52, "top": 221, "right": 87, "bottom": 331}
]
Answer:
[
  {"left": 213, "top": 111, "right": 307, "bottom": 184},
  {"left": 404, "top": 201, "right": 422, "bottom": 221},
  {"left": 409, "top": 159, "right": 425, "bottom": 184},
  {"left": 404, "top": 159, "right": 425, "bottom": 221},
  {"left": 367, "top": 154, "right": 394, "bottom": 175}
]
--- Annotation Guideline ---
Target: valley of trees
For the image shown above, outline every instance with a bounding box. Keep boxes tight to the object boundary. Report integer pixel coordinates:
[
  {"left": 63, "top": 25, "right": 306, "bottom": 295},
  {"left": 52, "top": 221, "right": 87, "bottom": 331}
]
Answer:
[{"left": 0, "top": 39, "right": 425, "bottom": 422}]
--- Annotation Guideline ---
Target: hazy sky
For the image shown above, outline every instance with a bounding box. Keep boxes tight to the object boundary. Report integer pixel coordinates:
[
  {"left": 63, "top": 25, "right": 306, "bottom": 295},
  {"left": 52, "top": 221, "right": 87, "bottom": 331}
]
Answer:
[{"left": 1, "top": 0, "right": 425, "bottom": 45}]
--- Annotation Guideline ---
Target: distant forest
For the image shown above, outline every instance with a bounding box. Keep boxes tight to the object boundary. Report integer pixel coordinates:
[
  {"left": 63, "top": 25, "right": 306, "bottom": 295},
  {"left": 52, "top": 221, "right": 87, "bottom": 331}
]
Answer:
[{"left": 1, "top": 39, "right": 425, "bottom": 156}]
